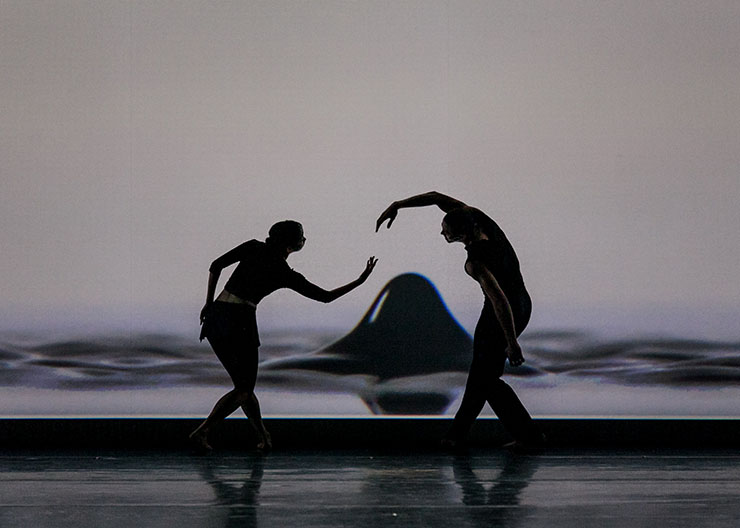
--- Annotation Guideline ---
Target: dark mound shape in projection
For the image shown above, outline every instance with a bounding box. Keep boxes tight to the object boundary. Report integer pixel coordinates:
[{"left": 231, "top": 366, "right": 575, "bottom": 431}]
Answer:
[
  {"left": 321, "top": 273, "right": 475, "bottom": 379},
  {"left": 261, "top": 273, "right": 475, "bottom": 414}
]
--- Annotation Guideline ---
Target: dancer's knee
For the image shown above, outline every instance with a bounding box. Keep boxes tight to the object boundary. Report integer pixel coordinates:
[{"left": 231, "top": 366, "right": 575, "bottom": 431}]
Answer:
[{"left": 234, "top": 388, "right": 255, "bottom": 405}]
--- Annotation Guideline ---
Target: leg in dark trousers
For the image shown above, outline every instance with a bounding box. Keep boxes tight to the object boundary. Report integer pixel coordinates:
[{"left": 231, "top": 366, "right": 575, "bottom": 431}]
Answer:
[
  {"left": 447, "top": 358, "right": 488, "bottom": 442},
  {"left": 446, "top": 310, "right": 535, "bottom": 445},
  {"left": 487, "top": 376, "right": 535, "bottom": 442}
]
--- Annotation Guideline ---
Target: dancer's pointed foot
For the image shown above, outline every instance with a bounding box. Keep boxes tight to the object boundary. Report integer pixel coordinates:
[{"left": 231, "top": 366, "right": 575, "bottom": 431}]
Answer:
[
  {"left": 189, "top": 429, "right": 213, "bottom": 453},
  {"left": 256, "top": 429, "right": 272, "bottom": 452}
]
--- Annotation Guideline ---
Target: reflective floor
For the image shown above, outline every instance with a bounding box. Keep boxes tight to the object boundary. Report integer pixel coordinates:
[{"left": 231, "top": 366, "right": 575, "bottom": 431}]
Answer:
[{"left": 2, "top": 448, "right": 740, "bottom": 527}]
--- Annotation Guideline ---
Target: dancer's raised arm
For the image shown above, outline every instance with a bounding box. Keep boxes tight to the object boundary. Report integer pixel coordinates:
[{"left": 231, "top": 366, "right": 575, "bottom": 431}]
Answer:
[{"left": 375, "top": 191, "right": 467, "bottom": 231}]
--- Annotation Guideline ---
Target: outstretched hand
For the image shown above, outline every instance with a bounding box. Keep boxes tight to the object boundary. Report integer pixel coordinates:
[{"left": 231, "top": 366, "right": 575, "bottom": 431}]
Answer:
[
  {"left": 506, "top": 342, "right": 525, "bottom": 367},
  {"left": 359, "top": 256, "right": 378, "bottom": 281},
  {"left": 375, "top": 202, "right": 399, "bottom": 232}
]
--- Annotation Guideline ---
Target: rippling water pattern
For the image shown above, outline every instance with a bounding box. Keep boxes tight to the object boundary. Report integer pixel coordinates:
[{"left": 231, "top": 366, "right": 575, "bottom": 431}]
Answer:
[
  {"left": 7, "top": 273, "right": 737, "bottom": 416},
  {"left": 0, "top": 331, "right": 334, "bottom": 391},
  {"left": 2, "top": 330, "right": 739, "bottom": 392}
]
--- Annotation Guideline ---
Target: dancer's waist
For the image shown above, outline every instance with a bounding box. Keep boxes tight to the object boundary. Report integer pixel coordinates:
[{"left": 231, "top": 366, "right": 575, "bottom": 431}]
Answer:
[{"left": 216, "top": 290, "right": 257, "bottom": 309}]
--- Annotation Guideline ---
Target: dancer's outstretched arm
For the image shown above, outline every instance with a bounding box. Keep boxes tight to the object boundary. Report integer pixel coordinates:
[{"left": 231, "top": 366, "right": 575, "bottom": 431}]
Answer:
[
  {"left": 465, "top": 259, "right": 525, "bottom": 367},
  {"left": 375, "top": 191, "right": 467, "bottom": 231},
  {"left": 291, "top": 256, "right": 377, "bottom": 303}
]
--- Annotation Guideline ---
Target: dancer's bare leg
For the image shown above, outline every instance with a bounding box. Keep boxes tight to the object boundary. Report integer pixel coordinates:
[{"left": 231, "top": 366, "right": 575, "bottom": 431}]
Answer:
[
  {"left": 241, "top": 392, "right": 271, "bottom": 450},
  {"left": 190, "top": 388, "right": 249, "bottom": 451}
]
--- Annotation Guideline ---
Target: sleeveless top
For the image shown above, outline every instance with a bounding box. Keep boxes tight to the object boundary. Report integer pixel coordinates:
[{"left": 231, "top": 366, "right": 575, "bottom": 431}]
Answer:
[{"left": 465, "top": 210, "right": 532, "bottom": 333}]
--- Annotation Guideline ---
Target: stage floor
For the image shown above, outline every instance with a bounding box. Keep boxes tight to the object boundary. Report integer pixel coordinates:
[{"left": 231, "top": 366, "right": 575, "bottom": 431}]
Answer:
[{"left": 2, "top": 448, "right": 739, "bottom": 527}]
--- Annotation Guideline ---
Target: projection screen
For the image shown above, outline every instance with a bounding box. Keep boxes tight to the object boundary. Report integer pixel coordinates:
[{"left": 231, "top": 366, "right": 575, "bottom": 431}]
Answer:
[{"left": 2, "top": 0, "right": 739, "bottom": 418}]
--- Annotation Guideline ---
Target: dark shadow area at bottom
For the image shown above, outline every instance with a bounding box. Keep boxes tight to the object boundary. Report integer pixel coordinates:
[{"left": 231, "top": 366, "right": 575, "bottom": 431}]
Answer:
[{"left": 1, "top": 418, "right": 739, "bottom": 450}]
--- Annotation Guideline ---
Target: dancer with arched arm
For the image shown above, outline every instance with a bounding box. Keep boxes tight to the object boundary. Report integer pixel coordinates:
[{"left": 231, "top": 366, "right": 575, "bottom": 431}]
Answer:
[
  {"left": 190, "top": 220, "right": 377, "bottom": 451},
  {"left": 377, "top": 191, "right": 540, "bottom": 449}
]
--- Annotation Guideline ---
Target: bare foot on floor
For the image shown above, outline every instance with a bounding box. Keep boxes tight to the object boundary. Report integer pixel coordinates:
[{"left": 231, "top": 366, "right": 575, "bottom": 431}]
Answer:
[
  {"left": 189, "top": 429, "right": 213, "bottom": 452},
  {"left": 256, "top": 430, "right": 272, "bottom": 451}
]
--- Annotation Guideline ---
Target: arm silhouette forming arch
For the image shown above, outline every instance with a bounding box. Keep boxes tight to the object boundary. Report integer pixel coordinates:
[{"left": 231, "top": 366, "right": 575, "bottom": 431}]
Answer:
[{"left": 376, "top": 191, "right": 467, "bottom": 231}]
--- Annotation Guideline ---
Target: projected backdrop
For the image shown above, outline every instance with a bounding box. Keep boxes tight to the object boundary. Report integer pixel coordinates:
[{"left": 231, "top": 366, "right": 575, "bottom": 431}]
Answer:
[{"left": 2, "top": 1, "right": 739, "bottom": 417}]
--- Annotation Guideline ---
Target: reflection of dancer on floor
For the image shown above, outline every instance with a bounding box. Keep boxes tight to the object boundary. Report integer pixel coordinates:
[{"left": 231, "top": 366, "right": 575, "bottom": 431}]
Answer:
[
  {"left": 198, "top": 455, "right": 265, "bottom": 528},
  {"left": 452, "top": 454, "right": 540, "bottom": 526},
  {"left": 190, "top": 221, "right": 377, "bottom": 451},
  {"left": 377, "top": 191, "right": 540, "bottom": 448}
]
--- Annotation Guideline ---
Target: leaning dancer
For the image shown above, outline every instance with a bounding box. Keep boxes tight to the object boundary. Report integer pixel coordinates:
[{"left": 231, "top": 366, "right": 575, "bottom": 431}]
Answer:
[
  {"left": 191, "top": 220, "right": 377, "bottom": 451},
  {"left": 376, "top": 192, "right": 540, "bottom": 449}
]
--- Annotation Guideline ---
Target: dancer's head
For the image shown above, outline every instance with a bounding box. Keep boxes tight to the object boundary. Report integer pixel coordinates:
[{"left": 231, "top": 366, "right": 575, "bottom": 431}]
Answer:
[
  {"left": 441, "top": 207, "right": 478, "bottom": 244},
  {"left": 267, "top": 220, "right": 305, "bottom": 253}
]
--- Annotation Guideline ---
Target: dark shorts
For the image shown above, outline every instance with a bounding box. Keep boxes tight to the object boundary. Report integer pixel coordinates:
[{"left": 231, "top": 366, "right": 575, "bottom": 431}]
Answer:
[{"left": 200, "top": 301, "right": 260, "bottom": 390}]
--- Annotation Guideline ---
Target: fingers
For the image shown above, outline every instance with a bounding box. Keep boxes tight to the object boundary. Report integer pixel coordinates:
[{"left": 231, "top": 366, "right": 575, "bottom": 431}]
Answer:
[
  {"left": 375, "top": 215, "right": 392, "bottom": 232},
  {"left": 508, "top": 356, "right": 525, "bottom": 367},
  {"left": 375, "top": 206, "right": 397, "bottom": 232},
  {"left": 375, "top": 208, "right": 389, "bottom": 231},
  {"left": 360, "top": 257, "right": 377, "bottom": 280}
]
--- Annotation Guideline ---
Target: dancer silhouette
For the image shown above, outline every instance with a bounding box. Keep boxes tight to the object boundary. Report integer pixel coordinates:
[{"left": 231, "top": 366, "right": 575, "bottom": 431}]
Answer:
[
  {"left": 190, "top": 220, "right": 376, "bottom": 451},
  {"left": 377, "top": 192, "right": 540, "bottom": 448}
]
